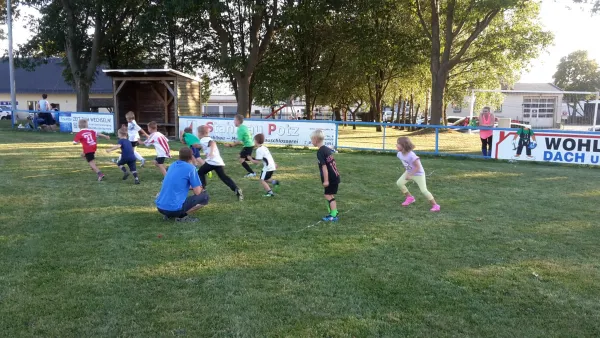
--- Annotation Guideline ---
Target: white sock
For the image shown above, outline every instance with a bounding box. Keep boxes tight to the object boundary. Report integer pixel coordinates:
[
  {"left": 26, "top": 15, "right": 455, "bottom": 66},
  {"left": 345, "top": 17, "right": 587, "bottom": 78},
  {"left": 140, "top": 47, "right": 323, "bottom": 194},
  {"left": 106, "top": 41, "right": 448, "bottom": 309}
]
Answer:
[{"left": 134, "top": 151, "right": 144, "bottom": 161}]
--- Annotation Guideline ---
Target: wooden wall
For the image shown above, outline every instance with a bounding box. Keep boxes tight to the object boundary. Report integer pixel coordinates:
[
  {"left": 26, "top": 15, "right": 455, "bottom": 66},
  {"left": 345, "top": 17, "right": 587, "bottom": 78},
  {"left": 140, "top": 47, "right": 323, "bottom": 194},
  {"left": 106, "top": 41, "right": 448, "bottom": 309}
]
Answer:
[{"left": 177, "top": 77, "right": 202, "bottom": 116}]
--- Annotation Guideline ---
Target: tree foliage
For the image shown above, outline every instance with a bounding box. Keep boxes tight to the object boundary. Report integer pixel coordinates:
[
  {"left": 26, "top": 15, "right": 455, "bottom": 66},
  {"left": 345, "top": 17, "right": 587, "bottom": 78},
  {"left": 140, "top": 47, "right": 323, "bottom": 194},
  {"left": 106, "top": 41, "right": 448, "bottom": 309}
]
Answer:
[{"left": 553, "top": 50, "right": 599, "bottom": 93}]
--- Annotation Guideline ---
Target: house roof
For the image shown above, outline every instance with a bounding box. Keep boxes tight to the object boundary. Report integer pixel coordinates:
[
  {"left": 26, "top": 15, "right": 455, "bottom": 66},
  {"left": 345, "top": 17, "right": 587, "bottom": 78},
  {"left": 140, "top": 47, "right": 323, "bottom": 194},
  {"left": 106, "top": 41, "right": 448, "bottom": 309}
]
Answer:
[
  {"left": 0, "top": 58, "right": 113, "bottom": 94},
  {"left": 512, "top": 83, "right": 563, "bottom": 92},
  {"left": 102, "top": 69, "right": 199, "bottom": 82}
]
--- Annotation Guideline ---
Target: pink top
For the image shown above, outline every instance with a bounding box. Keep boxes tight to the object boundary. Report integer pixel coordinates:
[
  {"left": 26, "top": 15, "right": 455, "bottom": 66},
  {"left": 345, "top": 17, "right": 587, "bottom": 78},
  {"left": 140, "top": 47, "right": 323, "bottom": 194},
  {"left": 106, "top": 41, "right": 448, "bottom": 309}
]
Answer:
[
  {"left": 397, "top": 151, "right": 425, "bottom": 176},
  {"left": 479, "top": 112, "right": 495, "bottom": 139}
]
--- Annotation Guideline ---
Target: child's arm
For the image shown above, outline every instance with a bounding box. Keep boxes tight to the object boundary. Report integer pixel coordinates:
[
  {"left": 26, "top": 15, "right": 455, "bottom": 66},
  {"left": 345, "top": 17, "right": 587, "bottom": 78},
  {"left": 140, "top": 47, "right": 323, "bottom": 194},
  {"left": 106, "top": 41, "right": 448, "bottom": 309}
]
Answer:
[
  {"left": 225, "top": 141, "right": 241, "bottom": 147},
  {"left": 179, "top": 131, "right": 186, "bottom": 144},
  {"left": 207, "top": 141, "right": 218, "bottom": 159},
  {"left": 322, "top": 164, "right": 329, "bottom": 187},
  {"left": 97, "top": 132, "right": 111, "bottom": 140},
  {"left": 249, "top": 158, "right": 261, "bottom": 164},
  {"left": 105, "top": 144, "right": 122, "bottom": 153}
]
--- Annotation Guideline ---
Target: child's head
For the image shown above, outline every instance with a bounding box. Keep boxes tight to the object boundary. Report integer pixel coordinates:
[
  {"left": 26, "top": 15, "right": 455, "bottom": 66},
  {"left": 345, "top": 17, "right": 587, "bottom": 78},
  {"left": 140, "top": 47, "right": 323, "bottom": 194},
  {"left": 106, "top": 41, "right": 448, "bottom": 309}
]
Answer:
[
  {"left": 183, "top": 127, "right": 193, "bottom": 134},
  {"left": 310, "top": 129, "right": 325, "bottom": 146},
  {"left": 197, "top": 125, "right": 208, "bottom": 137},
  {"left": 118, "top": 128, "right": 128, "bottom": 139},
  {"left": 125, "top": 111, "right": 135, "bottom": 122},
  {"left": 148, "top": 121, "right": 158, "bottom": 132},
  {"left": 78, "top": 119, "right": 88, "bottom": 129},
  {"left": 482, "top": 106, "right": 491, "bottom": 114},
  {"left": 42, "top": 93, "right": 48, "bottom": 99},
  {"left": 179, "top": 147, "right": 193, "bottom": 162},
  {"left": 234, "top": 114, "right": 244, "bottom": 127},
  {"left": 254, "top": 133, "right": 265, "bottom": 146},
  {"left": 396, "top": 136, "right": 415, "bottom": 153}
]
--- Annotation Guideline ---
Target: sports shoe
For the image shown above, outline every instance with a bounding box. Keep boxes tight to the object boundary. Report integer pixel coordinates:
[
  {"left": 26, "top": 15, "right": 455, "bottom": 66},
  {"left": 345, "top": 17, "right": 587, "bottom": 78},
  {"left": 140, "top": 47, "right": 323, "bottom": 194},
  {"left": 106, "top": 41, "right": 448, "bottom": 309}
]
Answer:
[
  {"left": 272, "top": 180, "right": 280, "bottom": 192},
  {"left": 402, "top": 196, "right": 416, "bottom": 207},
  {"left": 263, "top": 192, "right": 275, "bottom": 197},
  {"left": 134, "top": 178, "right": 140, "bottom": 185},
  {"left": 430, "top": 204, "right": 441, "bottom": 212},
  {"left": 122, "top": 172, "right": 130, "bottom": 180},
  {"left": 140, "top": 159, "right": 146, "bottom": 167},
  {"left": 162, "top": 215, "right": 170, "bottom": 221},
  {"left": 236, "top": 188, "right": 244, "bottom": 201},
  {"left": 244, "top": 172, "right": 256, "bottom": 178},
  {"left": 322, "top": 215, "right": 339, "bottom": 222},
  {"left": 176, "top": 216, "right": 198, "bottom": 223},
  {"left": 208, "top": 171, "right": 213, "bottom": 178},
  {"left": 97, "top": 173, "right": 105, "bottom": 182}
]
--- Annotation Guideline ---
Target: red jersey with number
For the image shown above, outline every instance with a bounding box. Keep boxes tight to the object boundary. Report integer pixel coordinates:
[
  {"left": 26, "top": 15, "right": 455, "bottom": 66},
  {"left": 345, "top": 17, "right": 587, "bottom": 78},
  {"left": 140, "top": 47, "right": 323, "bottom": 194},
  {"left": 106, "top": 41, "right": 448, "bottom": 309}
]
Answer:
[{"left": 74, "top": 129, "right": 98, "bottom": 154}]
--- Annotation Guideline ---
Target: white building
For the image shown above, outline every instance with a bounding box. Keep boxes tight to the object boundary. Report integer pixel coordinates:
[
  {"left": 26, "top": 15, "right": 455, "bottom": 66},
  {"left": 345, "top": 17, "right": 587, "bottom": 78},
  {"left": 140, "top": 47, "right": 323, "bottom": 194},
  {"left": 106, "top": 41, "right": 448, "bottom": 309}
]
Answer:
[{"left": 446, "top": 83, "right": 564, "bottom": 128}]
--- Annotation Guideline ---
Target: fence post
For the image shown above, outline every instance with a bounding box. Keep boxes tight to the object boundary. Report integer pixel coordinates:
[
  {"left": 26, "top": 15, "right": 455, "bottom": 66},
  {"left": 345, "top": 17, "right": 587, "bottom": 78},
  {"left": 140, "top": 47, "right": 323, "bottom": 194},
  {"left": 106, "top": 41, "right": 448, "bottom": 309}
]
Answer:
[
  {"left": 435, "top": 127, "right": 439, "bottom": 155},
  {"left": 335, "top": 122, "right": 339, "bottom": 150},
  {"left": 594, "top": 92, "right": 599, "bottom": 131},
  {"left": 382, "top": 123, "right": 386, "bottom": 150}
]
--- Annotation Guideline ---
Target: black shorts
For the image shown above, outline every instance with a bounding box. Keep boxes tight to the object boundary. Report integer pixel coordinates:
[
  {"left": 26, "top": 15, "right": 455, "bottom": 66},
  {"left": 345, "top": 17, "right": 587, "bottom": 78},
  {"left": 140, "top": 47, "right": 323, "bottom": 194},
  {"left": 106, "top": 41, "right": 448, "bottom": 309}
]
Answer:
[
  {"left": 130, "top": 141, "right": 139, "bottom": 148},
  {"left": 158, "top": 192, "right": 210, "bottom": 218},
  {"left": 84, "top": 152, "right": 95, "bottom": 162},
  {"left": 117, "top": 158, "right": 137, "bottom": 172},
  {"left": 240, "top": 147, "right": 254, "bottom": 159},
  {"left": 324, "top": 183, "right": 339, "bottom": 195},
  {"left": 260, "top": 170, "right": 274, "bottom": 181},
  {"left": 191, "top": 146, "right": 201, "bottom": 159},
  {"left": 155, "top": 157, "right": 167, "bottom": 164}
]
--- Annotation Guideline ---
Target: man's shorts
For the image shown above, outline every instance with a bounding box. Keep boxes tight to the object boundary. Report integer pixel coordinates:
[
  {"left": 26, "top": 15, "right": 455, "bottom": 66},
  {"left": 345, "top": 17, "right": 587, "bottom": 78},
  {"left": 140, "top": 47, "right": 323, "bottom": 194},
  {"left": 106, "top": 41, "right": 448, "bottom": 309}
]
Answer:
[
  {"left": 191, "top": 146, "right": 201, "bottom": 159},
  {"left": 324, "top": 183, "right": 339, "bottom": 195},
  {"left": 84, "top": 152, "right": 95, "bottom": 162},
  {"left": 155, "top": 157, "right": 167, "bottom": 165},
  {"left": 239, "top": 147, "right": 254, "bottom": 159},
  {"left": 158, "top": 191, "right": 210, "bottom": 219},
  {"left": 130, "top": 141, "right": 139, "bottom": 148},
  {"left": 260, "top": 170, "right": 274, "bottom": 181}
]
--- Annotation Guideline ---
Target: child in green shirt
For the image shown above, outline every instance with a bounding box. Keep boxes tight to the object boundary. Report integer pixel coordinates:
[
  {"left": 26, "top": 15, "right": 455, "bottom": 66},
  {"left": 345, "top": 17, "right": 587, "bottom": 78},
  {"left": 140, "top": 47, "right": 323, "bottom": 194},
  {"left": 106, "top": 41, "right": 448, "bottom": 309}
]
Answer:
[
  {"left": 226, "top": 114, "right": 256, "bottom": 178},
  {"left": 180, "top": 126, "right": 202, "bottom": 166}
]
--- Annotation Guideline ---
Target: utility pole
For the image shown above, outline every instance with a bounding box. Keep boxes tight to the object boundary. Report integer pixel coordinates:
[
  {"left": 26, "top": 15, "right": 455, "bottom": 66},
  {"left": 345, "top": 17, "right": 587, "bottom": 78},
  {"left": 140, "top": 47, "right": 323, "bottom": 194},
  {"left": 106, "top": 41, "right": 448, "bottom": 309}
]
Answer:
[{"left": 7, "top": 0, "right": 17, "bottom": 120}]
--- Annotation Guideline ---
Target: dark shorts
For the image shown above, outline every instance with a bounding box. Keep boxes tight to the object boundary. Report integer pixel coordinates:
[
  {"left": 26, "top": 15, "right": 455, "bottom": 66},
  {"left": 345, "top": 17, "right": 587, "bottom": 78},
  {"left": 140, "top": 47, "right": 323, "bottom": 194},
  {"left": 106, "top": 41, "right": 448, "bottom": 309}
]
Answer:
[
  {"left": 130, "top": 141, "right": 139, "bottom": 148},
  {"left": 117, "top": 158, "right": 137, "bottom": 172},
  {"left": 155, "top": 157, "right": 167, "bottom": 164},
  {"left": 324, "top": 183, "right": 339, "bottom": 195},
  {"left": 158, "top": 192, "right": 210, "bottom": 219},
  {"left": 191, "top": 146, "right": 201, "bottom": 159},
  {"left": 84, "top": 152, "right": 95, "bottom": 162},
  {"left": 260, "top": 170, "right": 274, "bottom": 181},
  {"left": 240, "top": 147, "right": 254, "bottom": 159}
]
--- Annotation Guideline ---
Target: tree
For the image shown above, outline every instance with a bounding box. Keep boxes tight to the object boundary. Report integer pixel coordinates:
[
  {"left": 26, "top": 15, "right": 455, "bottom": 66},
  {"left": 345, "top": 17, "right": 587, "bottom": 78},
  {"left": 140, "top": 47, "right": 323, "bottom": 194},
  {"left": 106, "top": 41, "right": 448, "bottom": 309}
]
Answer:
[
  {"left": 207, "top": 0, "right": 281, "bottom": 117},
  {"left": 414, "top": 0, "right": 551, "bottom": 124},
  {"left": 553, "top": 50, "right": 599, "bottom": 93},
  {"left": 200, "top": 73, "right": 212, "bottom": 108}
]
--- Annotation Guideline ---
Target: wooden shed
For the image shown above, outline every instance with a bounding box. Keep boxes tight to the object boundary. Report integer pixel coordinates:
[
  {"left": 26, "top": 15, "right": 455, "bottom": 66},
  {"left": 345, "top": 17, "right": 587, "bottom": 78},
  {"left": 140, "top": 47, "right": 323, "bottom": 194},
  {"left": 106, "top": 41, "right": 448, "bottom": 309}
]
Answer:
[{"left": 102, "top": 69, "right": 202, "bottom": 136}]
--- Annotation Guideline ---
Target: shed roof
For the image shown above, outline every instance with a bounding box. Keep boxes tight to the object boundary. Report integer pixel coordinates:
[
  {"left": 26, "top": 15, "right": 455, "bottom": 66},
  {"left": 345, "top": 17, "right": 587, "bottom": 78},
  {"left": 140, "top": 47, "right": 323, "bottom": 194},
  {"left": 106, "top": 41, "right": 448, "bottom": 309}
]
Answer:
[{"left": 102, "top": 69, "right": 199, "bottom": 82}]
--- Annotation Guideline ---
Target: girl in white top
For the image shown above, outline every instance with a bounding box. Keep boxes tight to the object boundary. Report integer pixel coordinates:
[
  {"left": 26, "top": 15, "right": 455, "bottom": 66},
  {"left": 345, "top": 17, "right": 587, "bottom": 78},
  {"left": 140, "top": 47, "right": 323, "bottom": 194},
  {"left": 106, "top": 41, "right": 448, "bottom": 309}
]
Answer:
[{"left": 249, "top": 133, "right": 280, "bottom": 197}]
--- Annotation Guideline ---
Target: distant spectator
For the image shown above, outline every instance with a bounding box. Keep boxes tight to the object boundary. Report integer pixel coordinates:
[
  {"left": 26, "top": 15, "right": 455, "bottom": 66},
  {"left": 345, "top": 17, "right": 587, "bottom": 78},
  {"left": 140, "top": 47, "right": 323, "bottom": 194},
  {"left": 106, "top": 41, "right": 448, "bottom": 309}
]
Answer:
[
  {"left": 37, "top": 94, "right": 57, "bottom": 131},
  {"left": 478, "top": 106, "right": 495, "bottom": 156}
]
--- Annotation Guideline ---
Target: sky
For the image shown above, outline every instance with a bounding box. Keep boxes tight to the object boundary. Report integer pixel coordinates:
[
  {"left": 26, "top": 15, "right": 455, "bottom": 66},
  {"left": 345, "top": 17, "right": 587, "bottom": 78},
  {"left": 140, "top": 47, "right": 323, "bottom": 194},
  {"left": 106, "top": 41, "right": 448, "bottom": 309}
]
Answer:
[{"left": 5, "top": 1, "right": 600, "bottom": 90}]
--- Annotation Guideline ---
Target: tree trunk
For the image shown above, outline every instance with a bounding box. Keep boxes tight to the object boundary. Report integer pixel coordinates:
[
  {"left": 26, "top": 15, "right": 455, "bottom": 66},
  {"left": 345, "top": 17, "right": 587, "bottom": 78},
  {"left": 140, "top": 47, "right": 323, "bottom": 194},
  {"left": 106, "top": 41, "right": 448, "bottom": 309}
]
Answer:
[
  {"left": 394, "top": 94, "right": 402, "bottom": 129},
  {"left": 409, "top": 94, "right": 415, "bottom": 131},
  {"left": 236, "top": 74, "right": 251, "bottom": 117},
  {"left": 400, "top": 99, "right": 407, "bottom": 130},
  {"left": 333, "top": 106, "right": 342, "bottom": 121},
  {"left": 424, "top": 89, "right": 430, "bottom": 125},
  {"left": 352, "top": 109, "right": 357, "bottom": 130},
  {"left": 430, "top": 71, "right": 447, "bottom": 125},
  {"left": 305, "top": 83, "right": 312, "bottom": 120},
  {"left": 75, "top": 80, "right": 91, "bottom": 112}
]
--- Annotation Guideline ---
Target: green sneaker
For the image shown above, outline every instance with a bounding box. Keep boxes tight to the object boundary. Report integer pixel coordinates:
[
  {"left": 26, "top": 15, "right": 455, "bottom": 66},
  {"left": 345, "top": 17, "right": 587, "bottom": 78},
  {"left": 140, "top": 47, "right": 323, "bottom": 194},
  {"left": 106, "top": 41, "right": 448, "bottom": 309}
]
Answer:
[{"left": 263, "top": 192, "right": 275, "bottom": 197}]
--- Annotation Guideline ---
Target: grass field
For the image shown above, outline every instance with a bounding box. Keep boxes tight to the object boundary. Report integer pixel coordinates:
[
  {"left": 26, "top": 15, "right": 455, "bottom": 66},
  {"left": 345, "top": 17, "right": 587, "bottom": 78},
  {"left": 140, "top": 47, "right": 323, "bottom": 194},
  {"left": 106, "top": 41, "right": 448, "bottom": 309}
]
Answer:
[{"left": 1, "top": 125, "right": 600, "bottom": 337}]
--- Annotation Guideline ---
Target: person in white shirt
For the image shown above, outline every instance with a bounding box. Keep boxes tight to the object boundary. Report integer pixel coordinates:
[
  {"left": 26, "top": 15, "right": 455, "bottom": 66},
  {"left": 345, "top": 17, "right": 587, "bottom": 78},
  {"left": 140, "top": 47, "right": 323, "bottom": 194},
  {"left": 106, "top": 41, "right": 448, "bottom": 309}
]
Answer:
[
  {"left": 143, "top": 121, "right": 171, "bottom": 176},
  {"left": 118, "top": 111, "right": 148, "bottom": 166},
  {"left": 249, "top": 133, "right": 280, "bottom": 197},
  {"left": 197, "top": 125, "right": 244, "bottom": 201}
]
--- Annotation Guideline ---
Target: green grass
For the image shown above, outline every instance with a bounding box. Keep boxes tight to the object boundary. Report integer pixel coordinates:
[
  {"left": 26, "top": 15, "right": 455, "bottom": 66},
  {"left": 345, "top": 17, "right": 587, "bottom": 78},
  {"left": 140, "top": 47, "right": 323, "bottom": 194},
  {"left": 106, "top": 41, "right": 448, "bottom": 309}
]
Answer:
[{"left": 1, "top": 123, "right": 600, "bottom": 337}]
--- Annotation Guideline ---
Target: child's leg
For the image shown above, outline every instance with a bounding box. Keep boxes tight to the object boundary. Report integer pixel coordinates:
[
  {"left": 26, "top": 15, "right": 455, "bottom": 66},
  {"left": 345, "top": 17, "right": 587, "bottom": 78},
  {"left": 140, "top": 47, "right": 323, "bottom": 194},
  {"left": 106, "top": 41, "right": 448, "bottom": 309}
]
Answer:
[
  {"left": 88, "top": 160, "right": 101, "bottom": 174},
  {"left": 324, "top": 194, "right": 338, "bottom": 217},
  {"left": 516, "top": 140, "right": 524, "bottom": 157},
  {"left": 260, "top": 180, "right": 271, "bottom": 192},
  {"left": 396, "top": 172, "right": 412, "bottom": 196},
  {"left": 197, "top": 163, "right": 211, "bottom": 187},
  {"left": 128, "top": 161, "right": 139, "bottom": 181},
  {"left": 157, "top": 163, "right": 167, "bottom": 176},
  {"left": 214, "top": 166, "right": 239, "bottom": 192},
  {"left": 239, "top": 148, "right": 254, "bottom": 174},
  {"left": 487, "top": 135, "right": 493, "bottom": 155},
  {"left": 412, "top": 175, "right": 437, "bottom": 206}
]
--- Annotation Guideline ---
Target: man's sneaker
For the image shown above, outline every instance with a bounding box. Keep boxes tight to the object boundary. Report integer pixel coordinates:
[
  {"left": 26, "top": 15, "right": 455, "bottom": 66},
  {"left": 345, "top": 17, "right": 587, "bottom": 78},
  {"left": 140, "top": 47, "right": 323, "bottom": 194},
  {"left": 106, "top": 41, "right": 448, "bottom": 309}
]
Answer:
[
  {"left": 236, "top": 188, "right": 244, "bottom": 201},
  {"left": 134, "top": 178, "right": 140, "bottom": 185},
  {"left": 263, "top": 192, "right": 275, "bottom": 197},
  {"left": 402, "top": 196, "right": 416, "bottom": 207},
  {"left": 322, "top": 214, "right": 339, "bottom": 222},
  {"left": 176, "top": 216, "right": 198, "bottom": 223},
  {"left": 140, "top": 159, "right": 146, "bottom": 167},
  {"left": 273, "top": 180, "right": 280, "bottom": 192},
  {"left": 122, "top": 172, "right": 130, "bottom": 181},
  {"left": 97, "top": 173, "right": 105, "bottom": 182},
  {"left": 430, "top": 204, "right": 441, "bottom": 212},
  {"left": 244, "top": 172, "right": 256, "bottom": 178},
  {"left": 162, "top": 215, "right": 170, "bottom": 221}
]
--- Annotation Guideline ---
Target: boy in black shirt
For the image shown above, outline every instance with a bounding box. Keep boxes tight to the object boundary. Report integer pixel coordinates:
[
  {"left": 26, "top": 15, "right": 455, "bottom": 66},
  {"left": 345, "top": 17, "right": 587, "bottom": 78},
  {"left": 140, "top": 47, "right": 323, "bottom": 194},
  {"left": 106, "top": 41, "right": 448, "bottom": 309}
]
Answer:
[{"left": 311, "top": 129, "right": 340, "bottom": 222}]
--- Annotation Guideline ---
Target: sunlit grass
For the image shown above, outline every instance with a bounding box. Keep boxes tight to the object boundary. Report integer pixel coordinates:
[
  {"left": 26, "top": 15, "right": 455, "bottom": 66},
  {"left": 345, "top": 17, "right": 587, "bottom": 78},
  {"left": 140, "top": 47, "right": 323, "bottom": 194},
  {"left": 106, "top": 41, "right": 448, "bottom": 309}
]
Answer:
[{"left": 1, "top": 122, "right": 600, "bottom": 337}]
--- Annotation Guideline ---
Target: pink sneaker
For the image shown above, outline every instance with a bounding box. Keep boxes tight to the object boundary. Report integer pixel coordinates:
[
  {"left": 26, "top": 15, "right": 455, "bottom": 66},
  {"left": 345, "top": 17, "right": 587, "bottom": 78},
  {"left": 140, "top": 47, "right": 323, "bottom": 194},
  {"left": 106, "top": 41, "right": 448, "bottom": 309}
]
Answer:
[
  {"left": 430, "top": 204, "right": 440, "bottom": 212},
  {"left": 402, "top": 196, "right": 416, "bottom": 206}
]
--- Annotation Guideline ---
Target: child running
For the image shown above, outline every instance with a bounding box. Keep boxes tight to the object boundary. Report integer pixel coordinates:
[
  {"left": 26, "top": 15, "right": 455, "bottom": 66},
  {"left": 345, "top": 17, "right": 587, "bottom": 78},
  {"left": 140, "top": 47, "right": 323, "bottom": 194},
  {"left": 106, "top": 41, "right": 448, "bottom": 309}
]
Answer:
[
  {"left": 197, "top": 125, "right": 244, "bottom": 201},
  {"left": 225, "top": 114, "right": 256, "bottom": 178},
  {"left": 180, "top": 126, "right": 202, "bottom": 166},
  {"left": 143, "top": 121, "right": 171, "bottom": 176},
  {"left": 106, "top": 128, "right": 140, "bottom": 184},
  {"left": 395, "top": 136, "right": 440, "bottom": 212},
  {"left": 249, "top": 133, "right": 279, "bottom": 197},
  {"left": 311, "top": 129, "right": 340, "bottom": 222},
  {"left": 73, "top": 119, "right": 110, "bottom": 181},
  {"left": 124, "top": 111, "right": 149, "bottom": 167}
]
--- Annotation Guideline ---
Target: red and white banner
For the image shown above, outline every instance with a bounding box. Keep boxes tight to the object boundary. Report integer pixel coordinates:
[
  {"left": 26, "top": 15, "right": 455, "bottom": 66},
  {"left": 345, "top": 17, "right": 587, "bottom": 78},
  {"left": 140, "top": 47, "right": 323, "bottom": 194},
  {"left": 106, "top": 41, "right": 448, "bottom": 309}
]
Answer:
[
  {"left": 178, "top": 117, "right": 337, "bottom": 147},
  {"left": 492, "top": 130, "right": 600, "bottom": 165}
]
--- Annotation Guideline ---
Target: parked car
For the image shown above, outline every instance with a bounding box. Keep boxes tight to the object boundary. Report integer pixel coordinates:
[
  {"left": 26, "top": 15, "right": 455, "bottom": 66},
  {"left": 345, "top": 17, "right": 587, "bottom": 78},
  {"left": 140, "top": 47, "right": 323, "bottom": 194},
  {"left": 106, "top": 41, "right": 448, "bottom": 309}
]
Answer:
[
  {"left": 588, "top": 126, "right": 600, "bottom": 132},
  {"left": 446, "top": 116, "right": 464, "bottom": 125},
  {"left": 0, "top": 106, "right": 12, "bottom": 120}
]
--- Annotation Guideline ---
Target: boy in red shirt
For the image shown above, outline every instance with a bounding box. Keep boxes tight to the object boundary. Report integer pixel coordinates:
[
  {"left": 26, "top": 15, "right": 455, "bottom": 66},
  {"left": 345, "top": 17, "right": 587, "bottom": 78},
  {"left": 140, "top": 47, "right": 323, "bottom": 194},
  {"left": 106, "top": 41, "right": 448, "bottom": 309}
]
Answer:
[{"left": 73, "top": 119, "right": 110, "bottom": 181}]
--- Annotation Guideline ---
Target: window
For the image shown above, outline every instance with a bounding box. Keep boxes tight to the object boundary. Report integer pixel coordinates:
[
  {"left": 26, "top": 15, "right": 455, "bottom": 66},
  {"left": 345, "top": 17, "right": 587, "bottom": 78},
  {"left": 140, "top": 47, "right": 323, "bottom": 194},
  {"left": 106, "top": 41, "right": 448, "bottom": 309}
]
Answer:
[
  {"left": 204, "top": 106, "right": 220, "bottom": 116},
  {"left": 27, "top": 101, "right": 36, "bottom": 111},
  {"left": 222, "top": 106, "right": 237, "bottom": 117},
  {"left": 522, "top": 96, "right": 556, "bottom": 119}
]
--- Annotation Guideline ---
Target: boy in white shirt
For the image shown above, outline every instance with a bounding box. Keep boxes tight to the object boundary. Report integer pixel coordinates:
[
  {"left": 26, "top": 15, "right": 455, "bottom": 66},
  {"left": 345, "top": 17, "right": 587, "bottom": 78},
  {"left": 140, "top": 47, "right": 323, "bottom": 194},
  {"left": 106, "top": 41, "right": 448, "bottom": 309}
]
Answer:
[
  {"left": 249, "top": 133, "right": 280, "bottom": 197},
  {"left": 197, "top": 125, "right": 244, "bottom": 201},
  {"left": 124, "top": 111, "right": 149, "bottom": 166},
  {"left": 143, "top": 121, "right": 171, "bottom": 176}
]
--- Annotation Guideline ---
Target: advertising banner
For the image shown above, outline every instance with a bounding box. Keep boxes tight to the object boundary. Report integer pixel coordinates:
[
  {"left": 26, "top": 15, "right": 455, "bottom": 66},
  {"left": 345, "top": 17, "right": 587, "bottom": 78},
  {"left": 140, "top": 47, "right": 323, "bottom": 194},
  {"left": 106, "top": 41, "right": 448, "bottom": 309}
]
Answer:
[
  {"left": 179, "top": 117, "right": 337, "bottom": 147},
  {"left": 59, "top": 113, "right": 114, "bottom": 134}
]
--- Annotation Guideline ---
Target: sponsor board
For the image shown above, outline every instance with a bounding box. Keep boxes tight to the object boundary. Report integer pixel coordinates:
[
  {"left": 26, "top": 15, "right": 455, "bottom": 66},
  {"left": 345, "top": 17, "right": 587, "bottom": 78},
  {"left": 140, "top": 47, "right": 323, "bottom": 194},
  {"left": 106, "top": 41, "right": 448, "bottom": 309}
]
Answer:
[{"left": 59, "top": 113, "right": 115, "bottom": 134}]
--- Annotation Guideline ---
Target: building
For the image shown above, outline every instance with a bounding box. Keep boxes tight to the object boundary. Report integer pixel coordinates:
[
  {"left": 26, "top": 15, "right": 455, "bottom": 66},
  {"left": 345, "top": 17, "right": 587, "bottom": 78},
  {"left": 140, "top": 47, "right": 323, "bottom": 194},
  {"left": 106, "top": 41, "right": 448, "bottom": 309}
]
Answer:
[
  {"left": 0, "top": 58, "right": 113, "bottom": 112},
  {"left": 446, "top": 83, "right": 565, "bottom": 128}
]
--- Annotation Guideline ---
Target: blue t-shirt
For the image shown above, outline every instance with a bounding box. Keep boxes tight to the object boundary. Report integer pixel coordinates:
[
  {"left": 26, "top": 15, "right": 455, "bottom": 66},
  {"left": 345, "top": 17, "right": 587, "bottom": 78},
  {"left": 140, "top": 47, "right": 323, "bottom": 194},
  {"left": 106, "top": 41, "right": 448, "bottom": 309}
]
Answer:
[
  {"left": 155, "top": 160, "right": 202, "bottom": 211},
  {"left": 118, "top": 138, "right": 136, "bottom": 162}
]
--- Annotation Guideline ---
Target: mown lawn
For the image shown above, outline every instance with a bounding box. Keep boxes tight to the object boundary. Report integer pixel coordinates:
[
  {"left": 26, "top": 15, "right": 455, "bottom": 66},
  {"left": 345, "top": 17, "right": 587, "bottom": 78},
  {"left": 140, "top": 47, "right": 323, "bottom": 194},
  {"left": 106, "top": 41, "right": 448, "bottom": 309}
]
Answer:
[{"left": 1, "top": 124, "right": 599, "bottom": 337}]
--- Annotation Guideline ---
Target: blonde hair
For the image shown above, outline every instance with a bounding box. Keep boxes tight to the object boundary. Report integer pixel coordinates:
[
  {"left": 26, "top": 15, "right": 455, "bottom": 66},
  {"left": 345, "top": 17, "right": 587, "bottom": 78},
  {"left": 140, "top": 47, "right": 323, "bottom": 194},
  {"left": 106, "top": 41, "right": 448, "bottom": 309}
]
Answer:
[
  {"left": 397, "top": 136, "right": 415, "bottom": 152},
  {"left": 148, "top": 121, "right": 158, "bottom": 130},
  {"left": 197, "top": 125, "right": 208, "bottom": 136},
  {"left": 125, "top": 111, "right": 135, "bottom": 120},
  {"left": 310, "top": 129, "right": 325, "bottom": 142},
  {"left": 234, "top": 114, "right": 244, "bottom": 122},
  {"left": 78, "top": 119, "right": 88, "bottom": 129}
]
